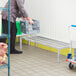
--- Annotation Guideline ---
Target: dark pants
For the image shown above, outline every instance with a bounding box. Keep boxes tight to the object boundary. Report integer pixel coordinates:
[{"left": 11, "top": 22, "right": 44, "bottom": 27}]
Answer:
[{"left": 0, "top": 19, "right": 17, "bottom": 52}]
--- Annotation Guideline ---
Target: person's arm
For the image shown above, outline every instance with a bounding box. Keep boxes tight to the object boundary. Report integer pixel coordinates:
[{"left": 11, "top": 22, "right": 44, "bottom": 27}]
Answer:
[
  {"left": 16, "top": 0, "right": 28, "bottom": 18},
  {"left": 16, "top": 0, "right": 34, "bottom": 24},
  {"left": 17, "top": 12, "right": 22, "bottom": 18}
]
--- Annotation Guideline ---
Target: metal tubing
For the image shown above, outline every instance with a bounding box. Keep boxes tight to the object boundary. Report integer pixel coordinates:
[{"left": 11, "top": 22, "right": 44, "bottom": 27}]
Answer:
[{"left": 8, "top": 0, "right": 10, "bottom": 76}]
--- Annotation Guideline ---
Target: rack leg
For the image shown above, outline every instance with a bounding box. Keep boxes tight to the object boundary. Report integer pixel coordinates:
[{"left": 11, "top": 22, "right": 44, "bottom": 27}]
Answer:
[
  {"left": 35, "top": 41, "right": 37, "bottom": 48},
  {"left": 17, "top": 37, "right": 20, "bottom": 42},
  {"left": 28, "top": 35, "right": 30, "bottom": 46},
  {"left": 70, "top": 48, "right": 71, "bottom": 53},
  {"left": 8, "top": 0, "right": 10, "bottom": 75},
  {"left": 28, "top": 40, "right": 30, "bottom": 46},
  {"left": 34, "top": 34, "right": 37, "bottom": 48},
  {"left": 20, "top": 37, "right": 22, "bottom": 50},
  {"left": 58, "top": 49, "right": 60, "bottom": 63}
]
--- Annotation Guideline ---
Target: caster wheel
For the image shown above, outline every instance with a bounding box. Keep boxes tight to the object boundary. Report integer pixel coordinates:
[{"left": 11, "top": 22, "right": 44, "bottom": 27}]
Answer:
[{"left": 69, "top": 63, "right": 74, "bottom": 69}]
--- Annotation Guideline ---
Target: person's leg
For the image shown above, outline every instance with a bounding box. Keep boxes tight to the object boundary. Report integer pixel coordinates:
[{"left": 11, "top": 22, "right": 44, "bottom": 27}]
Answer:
[
  {"left": 10, "top": 22, "right": 22, "bottom": 54},
  {"left": 10, "top": 22, "right": 16, "bottom": 51},
  {"left": 0, "top": 19, "right": 8, "bottom": 43}
]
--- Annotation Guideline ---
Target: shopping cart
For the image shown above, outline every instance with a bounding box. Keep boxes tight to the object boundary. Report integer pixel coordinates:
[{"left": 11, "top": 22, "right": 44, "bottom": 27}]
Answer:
[{"left": 66, "top": 25, "right": 76, "bottom": 69}]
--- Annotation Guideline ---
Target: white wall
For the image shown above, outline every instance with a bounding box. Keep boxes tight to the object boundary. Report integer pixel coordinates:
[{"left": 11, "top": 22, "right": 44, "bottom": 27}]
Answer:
[
  {"left": 53, "top": 0, "right": 76, "bottom": 43},
  {"left": 0, "top": 0, "right": 8, "bottom": 7},
  {"left": 1, "top": 0, "right": 76, "bottom": 43},
  {"left": 24, "top": 0, "right": 76, "bottom": 43}
]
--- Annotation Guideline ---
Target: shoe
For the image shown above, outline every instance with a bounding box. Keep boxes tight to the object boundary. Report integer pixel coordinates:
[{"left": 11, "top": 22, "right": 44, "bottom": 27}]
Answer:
[{"left": 10, "top": 49, "right": 23, "bottom": 54}]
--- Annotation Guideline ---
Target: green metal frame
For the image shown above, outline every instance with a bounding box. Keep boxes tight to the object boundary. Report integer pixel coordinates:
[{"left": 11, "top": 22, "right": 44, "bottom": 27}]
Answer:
[{"left": 0, "top": 0, "right": 10, "bottom": 76}]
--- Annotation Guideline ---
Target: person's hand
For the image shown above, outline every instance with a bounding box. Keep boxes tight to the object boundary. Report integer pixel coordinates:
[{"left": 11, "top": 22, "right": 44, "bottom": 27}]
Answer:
[
  {"left": 28, "top": 18, "right": 34, "bottom": 24},
  {"left": 21, "top": 17, "right": 26, "bottom": 20},
  {"left": 21, "top": 17, "right": 34, "bottom": 24}
]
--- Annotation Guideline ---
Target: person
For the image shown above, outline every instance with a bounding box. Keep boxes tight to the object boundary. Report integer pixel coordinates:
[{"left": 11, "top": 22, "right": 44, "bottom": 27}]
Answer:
[{"left": 0, "top": 0, "right": 34, "bottom": 54}]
